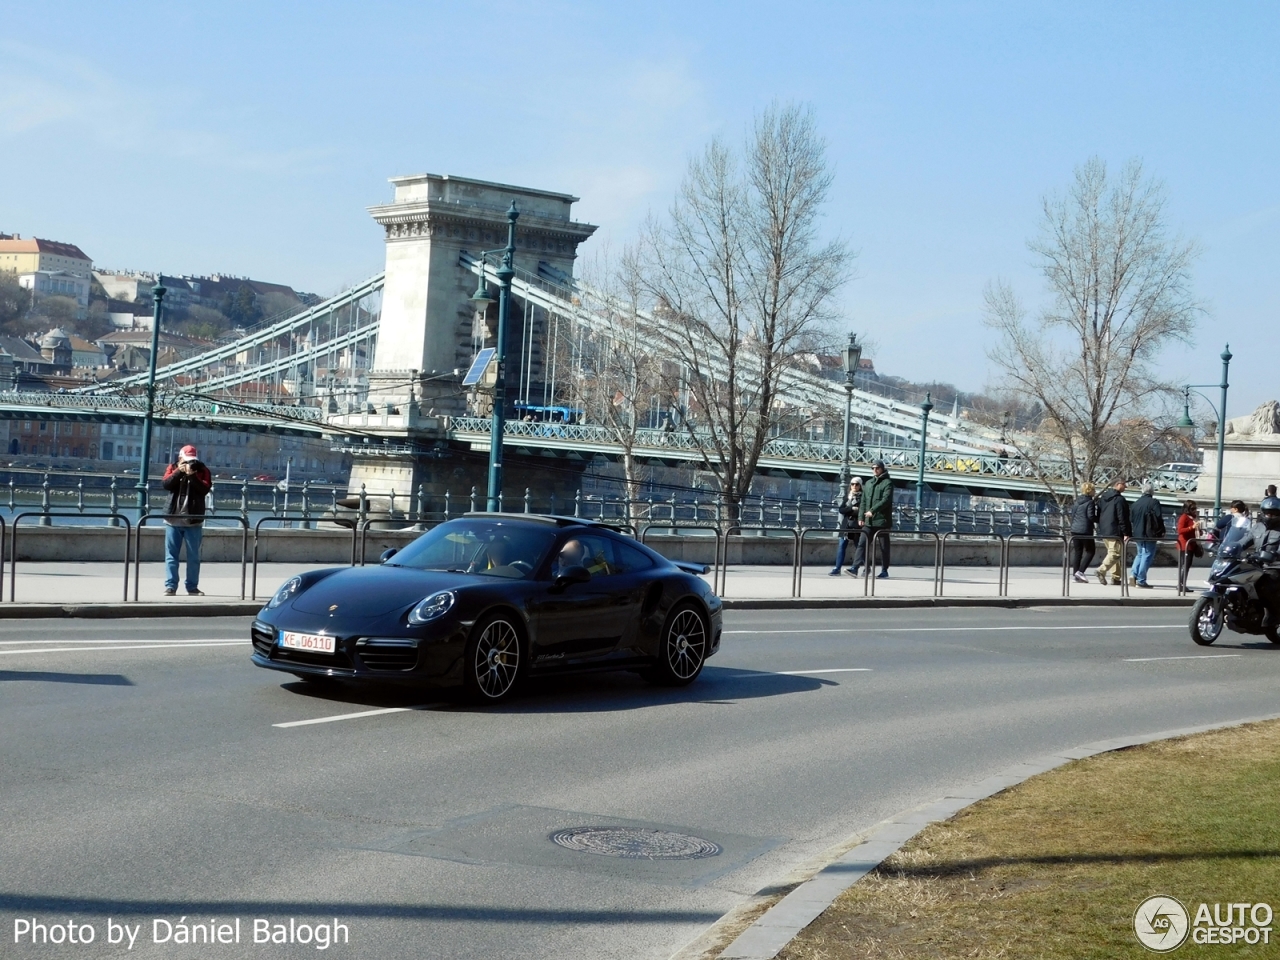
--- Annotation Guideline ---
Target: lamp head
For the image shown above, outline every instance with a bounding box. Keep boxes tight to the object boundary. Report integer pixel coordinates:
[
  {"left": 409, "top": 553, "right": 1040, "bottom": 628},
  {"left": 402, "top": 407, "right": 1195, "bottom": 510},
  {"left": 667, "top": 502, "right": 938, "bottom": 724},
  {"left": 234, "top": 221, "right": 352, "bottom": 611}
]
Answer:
[
  {"left": 470, "top": 269, "right": 495, "bottom": 307},
  {"left": 843, "top": 333, "right": 862, "bottom": 377}
]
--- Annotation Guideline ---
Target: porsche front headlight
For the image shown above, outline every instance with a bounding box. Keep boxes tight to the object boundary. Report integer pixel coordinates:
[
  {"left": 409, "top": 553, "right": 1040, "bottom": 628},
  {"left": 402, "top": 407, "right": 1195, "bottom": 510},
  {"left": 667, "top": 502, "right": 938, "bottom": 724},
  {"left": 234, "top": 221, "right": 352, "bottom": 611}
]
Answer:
[
  {"left": 408, "top": 590, "right": 456, "bottom": 625},
  {"left": 268, "top": 576, "right": 303, "bottom": 609}
]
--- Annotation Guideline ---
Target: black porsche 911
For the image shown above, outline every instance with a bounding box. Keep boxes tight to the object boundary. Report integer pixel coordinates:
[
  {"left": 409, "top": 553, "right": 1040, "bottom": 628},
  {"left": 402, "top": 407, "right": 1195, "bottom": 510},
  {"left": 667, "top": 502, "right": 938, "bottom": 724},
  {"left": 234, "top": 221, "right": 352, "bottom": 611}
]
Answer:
[{"left": 251, "top": 514, "right": 722, "bottom": 702}]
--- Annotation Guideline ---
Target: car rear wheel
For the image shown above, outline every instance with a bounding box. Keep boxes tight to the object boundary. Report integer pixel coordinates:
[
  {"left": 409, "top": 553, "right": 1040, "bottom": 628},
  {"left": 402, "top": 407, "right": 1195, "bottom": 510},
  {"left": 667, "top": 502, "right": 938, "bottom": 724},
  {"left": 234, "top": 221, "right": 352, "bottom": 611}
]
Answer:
[
  {"left": 648, "top": 603, "right": 708, "bottom": 686},
  {"left": 464, "top": 613, "right": 524, "bottom": 703}
]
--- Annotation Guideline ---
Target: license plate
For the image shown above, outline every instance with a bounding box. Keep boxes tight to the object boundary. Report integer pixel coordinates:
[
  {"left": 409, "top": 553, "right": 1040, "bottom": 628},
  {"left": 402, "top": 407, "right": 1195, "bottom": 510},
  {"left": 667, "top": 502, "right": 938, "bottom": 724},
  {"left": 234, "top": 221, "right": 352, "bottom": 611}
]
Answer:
[{"left": 279, "top": 631, "right": 335, "bottom": 654}]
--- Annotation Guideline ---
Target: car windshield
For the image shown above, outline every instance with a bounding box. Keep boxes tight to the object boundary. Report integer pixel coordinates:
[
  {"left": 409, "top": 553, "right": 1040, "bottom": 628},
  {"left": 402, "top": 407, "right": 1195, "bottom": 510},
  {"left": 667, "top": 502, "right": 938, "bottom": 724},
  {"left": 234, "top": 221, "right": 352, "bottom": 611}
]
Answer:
[{"left": 386, "top": 519, "right": 557, "bottom": 579}]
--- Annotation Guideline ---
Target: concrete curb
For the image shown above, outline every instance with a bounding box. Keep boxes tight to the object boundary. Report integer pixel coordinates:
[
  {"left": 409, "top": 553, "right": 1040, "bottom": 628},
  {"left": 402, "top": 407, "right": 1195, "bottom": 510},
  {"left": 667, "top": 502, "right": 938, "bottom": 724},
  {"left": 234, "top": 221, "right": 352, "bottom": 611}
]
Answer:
[
  {"left": 0, "top": 602, "right": 263, "bottom": 619},
  {"left": 707, "top": 712, "right": 1280, "bottom": 960},
  {"left": 721, "top": 596, "right": 1196, "bottom": 609}
]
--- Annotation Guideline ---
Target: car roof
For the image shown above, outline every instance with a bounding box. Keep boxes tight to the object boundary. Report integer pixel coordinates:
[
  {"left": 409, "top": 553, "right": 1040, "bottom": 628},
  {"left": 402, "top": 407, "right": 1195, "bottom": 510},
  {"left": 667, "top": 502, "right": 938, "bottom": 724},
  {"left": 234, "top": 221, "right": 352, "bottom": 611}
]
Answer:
[{"left": 460, "top": 512, "right": 629, "bottom": 533}]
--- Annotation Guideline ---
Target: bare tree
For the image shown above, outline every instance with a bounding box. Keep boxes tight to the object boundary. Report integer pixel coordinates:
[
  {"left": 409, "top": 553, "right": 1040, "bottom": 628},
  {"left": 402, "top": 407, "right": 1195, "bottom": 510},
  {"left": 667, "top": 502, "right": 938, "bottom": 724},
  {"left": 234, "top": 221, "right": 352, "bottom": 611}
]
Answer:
[
  {"left": 985, "top": 157, "right": 1200, "bottom": 490},
  {"left": 639, "top": 103, "right": 850, "bottom": 515},
  {"left": 562, "top": 248, "right": 667, "bottom": 526}
]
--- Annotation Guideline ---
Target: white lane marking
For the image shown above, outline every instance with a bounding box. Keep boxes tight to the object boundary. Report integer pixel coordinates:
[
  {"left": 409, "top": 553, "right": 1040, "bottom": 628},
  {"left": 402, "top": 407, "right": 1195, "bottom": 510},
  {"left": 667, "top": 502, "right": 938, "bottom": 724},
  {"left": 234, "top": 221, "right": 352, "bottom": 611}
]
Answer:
[
  {"left": 0, "top": 640, "right": 244, "bottom": 647},
  {"left": 0, "top": 641, "right": 243, "bottom": 656},
  {"left": 725, "top": 625, "right": 1184, "bottom": 634},
  {"left": 777, "top": 668, "right": 872, "bottom": 675},
  {"left": 1123, "top": 654, "right": 1244, "bottom": 662},
  {"left": 274, "top": 707, "right": 411, "bottom": 728}
]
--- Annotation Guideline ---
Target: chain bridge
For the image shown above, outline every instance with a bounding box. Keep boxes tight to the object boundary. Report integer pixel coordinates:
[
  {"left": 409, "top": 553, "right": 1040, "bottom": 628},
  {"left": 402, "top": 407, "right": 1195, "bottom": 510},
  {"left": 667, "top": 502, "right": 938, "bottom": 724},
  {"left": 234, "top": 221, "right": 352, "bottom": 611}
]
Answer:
[{"left": 0, "top": 173, "right": 1200, "bottom": 504}]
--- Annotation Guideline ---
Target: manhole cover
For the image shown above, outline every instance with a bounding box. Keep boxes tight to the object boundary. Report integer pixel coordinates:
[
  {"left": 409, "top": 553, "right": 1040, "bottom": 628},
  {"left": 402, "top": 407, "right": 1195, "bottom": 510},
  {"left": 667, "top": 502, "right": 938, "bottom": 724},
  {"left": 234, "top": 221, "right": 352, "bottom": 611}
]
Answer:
[{"left": 550, "top": 827, "right": 722, "bottom": 860}]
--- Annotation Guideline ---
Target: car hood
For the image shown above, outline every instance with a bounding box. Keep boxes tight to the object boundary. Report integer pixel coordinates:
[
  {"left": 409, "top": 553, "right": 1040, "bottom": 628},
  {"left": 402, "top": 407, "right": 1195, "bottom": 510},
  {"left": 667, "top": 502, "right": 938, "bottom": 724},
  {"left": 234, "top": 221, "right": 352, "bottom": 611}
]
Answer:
[{"left": 291, "top": 566, "right": 478, "bottom": 617}]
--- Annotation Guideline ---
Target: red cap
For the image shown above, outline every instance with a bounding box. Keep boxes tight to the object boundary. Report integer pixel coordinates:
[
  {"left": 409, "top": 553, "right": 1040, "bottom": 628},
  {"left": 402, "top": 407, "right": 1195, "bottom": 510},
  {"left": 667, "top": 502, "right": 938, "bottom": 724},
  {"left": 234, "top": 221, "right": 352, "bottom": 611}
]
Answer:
[{"left": 179, "top": 445, "right": 199, "bottom": 462}]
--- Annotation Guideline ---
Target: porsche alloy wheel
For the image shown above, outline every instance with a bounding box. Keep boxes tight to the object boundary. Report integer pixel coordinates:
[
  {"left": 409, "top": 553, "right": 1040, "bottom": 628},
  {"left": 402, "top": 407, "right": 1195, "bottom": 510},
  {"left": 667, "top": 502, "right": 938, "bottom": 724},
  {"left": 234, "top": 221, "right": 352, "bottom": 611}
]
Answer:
[
  {"left": 653, "top": 604, "right": 707, "bottom": 686},
  {"left": 466, "top": 614, "right": 523, "bottom": 702}
]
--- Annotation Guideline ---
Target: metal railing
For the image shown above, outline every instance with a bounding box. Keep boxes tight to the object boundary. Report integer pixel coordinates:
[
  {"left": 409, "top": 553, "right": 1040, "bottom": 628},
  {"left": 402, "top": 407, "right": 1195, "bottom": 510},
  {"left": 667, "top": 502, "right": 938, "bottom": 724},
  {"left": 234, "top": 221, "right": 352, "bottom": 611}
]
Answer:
[
  {"left": 9, "top": 512, "right": 131, "bottom": 602},
  {"left": 132, "top": 515, "right": 248, "bottom": 602}
]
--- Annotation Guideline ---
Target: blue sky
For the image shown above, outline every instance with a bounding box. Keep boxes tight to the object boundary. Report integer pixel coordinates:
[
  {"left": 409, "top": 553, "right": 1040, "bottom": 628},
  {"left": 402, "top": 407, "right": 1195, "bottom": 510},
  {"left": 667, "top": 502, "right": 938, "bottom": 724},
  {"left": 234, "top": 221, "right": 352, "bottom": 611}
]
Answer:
[{"left": 2, "top": 1, "right": 1275, "bottom": 419}]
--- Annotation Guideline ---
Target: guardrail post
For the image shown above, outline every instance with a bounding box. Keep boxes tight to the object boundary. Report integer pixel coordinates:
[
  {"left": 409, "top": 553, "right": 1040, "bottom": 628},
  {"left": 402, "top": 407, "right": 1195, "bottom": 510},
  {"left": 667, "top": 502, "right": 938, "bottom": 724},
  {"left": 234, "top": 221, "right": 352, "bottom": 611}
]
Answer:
[
  {"left": 574, "top": 491, "right": 581, "bottom": 517},
  {"left": 716, "top": 495, "right": 723, "bottom": 526},
  {"left": 359, "top": 484, "right": 368, "bottom": 525},
  {"left": 301, "top": 481, "right": 312, "bottom": 530},
  {"left": 498, "top": 490, "right": 504, "bottom": 512},
  {"left": 271, "top": 485, "right": 279, "bottom": 517},
  {"left": 524, "top": 488, "right": 531, "bottom": 514},
  {"left": 108, "top": 476, "right": 119, "bottom": 526},
  {"left": 240, "top": 479, "right": 250, "bottom": 523},
  {"left": 444, "top": 489, "right": 451, "bottom": 520},
  {"left": 389, "top": 488, "right": 397, "bottom": 519},
  {"left": 7, "top": 476, "right": 13, "bottom": 513},
  {"left": 415, "top": 484, "right": 426, "bottom": 530},
  {"left": 39, "top": 473, "right": 51, "bottom": 526},
  {"left": 470, "top": 486, "right": 477, "bottom": 512},
  {"left": 77, "top": 479, "right": 84, "bottom": 514}
]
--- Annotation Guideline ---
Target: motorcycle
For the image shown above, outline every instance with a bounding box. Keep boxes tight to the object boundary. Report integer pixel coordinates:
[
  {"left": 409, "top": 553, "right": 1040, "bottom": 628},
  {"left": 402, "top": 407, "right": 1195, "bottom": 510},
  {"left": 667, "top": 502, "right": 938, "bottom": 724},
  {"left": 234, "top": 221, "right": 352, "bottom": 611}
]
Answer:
[{"left": 1189, "top": 542, "right": 1280, "bottom": 645}]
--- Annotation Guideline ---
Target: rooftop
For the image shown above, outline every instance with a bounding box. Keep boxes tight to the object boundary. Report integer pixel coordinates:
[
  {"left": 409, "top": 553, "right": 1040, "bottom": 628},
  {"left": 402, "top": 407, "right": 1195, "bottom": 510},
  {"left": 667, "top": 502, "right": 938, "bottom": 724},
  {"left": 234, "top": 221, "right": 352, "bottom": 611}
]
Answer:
[{"left": 0, "top": 237, "right": 92, "bottom": 262}]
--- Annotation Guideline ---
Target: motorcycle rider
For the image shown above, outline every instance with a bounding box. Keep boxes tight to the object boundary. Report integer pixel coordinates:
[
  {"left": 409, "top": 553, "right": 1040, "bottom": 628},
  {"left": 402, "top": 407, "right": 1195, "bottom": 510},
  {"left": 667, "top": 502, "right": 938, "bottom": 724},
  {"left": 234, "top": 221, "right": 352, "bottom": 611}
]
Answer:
[{"left": 1235, "top": 496, "right": 1280, "bottom": 627}]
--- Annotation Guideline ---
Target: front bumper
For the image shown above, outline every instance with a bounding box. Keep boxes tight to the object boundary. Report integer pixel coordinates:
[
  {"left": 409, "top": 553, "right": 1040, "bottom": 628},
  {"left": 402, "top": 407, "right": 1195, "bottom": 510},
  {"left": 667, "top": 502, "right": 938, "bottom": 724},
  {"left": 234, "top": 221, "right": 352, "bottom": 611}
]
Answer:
[{"left": 250, "top": 619, "right": 466, "bottom": 685}]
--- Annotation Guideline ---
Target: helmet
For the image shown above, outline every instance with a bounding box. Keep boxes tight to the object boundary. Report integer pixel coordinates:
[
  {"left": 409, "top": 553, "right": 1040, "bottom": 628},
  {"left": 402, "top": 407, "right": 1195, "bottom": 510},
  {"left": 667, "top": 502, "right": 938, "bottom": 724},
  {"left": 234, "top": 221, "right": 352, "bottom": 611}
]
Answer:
[{"left": 1261, "top": 496, "right": 1280, "bottom": 526}]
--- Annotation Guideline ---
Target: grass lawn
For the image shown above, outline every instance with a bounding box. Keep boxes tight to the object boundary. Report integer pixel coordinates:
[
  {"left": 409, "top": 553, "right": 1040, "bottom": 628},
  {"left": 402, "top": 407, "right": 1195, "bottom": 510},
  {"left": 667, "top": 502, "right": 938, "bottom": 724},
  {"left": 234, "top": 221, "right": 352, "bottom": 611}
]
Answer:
[{"left": 778, "top": 719, "right": 1280, "bottom": 959}]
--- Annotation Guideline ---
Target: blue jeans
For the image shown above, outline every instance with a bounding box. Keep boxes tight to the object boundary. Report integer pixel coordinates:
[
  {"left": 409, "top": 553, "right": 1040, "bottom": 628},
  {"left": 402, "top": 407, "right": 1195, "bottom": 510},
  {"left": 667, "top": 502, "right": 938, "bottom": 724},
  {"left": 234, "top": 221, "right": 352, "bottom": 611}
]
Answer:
[
  {"left": 830, "top": 531, "right": 866, "bottom": 572},
  {"left": 1130, "top": 540, "right": 1157, "bottom": 584},
  {"left": 165, "top": 524, "right": 203, "bottom": 591}
]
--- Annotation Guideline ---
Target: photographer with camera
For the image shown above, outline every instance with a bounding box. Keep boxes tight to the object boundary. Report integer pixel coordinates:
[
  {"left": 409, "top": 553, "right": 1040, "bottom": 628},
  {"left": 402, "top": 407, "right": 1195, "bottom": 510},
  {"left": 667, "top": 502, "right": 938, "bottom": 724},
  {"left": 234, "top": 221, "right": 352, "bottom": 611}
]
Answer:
[{"left": 161, "top": 444, "right": 212, "bottom": 596}]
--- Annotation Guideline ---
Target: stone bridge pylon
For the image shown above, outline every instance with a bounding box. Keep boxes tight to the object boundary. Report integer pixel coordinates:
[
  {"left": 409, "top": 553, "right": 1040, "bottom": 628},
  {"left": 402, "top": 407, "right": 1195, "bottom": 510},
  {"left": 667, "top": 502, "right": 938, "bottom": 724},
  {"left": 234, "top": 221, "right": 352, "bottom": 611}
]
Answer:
[{"left": 340, "top": 173, "right": 597, "bottom": 501}]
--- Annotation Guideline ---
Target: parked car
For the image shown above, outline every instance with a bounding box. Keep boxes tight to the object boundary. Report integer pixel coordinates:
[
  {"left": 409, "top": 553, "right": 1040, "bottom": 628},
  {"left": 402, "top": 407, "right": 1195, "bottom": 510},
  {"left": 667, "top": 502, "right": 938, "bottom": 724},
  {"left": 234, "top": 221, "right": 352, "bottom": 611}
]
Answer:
[
  {"left": 253, "top": 474, "right": 277, "bottom": 482},
  {"left": 251, "top": 514, "right": 722, "bottom": 703}
]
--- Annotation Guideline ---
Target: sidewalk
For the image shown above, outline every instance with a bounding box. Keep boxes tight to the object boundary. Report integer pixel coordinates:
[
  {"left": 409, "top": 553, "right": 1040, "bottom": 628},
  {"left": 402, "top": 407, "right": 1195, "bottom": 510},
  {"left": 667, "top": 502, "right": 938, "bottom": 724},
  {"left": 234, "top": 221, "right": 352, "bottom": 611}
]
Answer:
[
  {"left": 3, "top": 561, "right": 330, "bottom": 607},
  {"left": 0, "top": 560, "right": 1200, "bottom": 610}
]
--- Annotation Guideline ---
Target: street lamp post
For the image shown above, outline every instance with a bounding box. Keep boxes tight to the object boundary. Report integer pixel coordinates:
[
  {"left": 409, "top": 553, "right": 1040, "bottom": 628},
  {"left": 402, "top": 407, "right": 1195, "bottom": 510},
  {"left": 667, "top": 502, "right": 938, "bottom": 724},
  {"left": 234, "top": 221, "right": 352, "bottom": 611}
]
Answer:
[
  {"left": 469, "top": 202, "right": 520, "bottom": 512},
  {"left": 1176, "top": 344, "right": 1232, "bottom": 516},
  {"left": 838, "top": 334, "right": 862, "bottom": 492},
  {"left": 135, "top": 283, "right": 166, "bottom": 515},
  {"left": 916, "top": 392, "right": 933, "bottom": 519}
]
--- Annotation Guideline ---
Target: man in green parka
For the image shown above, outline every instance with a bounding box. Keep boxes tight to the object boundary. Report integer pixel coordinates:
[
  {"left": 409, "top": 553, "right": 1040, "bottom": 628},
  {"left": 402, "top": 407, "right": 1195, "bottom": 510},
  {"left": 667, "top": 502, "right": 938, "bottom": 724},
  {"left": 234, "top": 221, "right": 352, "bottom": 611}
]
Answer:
[{"left": 861, "top": 460, "right": 894, "bottom": 578}]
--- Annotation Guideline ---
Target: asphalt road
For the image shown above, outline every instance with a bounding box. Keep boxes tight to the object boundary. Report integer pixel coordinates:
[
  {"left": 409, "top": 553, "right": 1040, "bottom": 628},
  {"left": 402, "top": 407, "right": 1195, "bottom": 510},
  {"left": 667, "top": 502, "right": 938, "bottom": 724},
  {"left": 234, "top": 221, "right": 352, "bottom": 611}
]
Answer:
[{"left": 3, "top": 607, "right": 1279, "bottom": 960}]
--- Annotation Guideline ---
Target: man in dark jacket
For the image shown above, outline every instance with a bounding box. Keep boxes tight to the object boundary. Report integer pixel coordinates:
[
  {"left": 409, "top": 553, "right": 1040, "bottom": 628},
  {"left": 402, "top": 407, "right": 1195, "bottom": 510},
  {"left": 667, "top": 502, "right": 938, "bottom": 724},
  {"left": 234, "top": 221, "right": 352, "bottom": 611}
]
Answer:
[
  {"left": 1128, "top": 482, "right": 1166, "bottom": 588},
  {"left": 861, "top": 461, "right": 894, "bottom": 578},
  {"left": 1095, "top": 480, "right": 1131, "bottom": 586},
  {"left": 162, "top": 444, "right": 212, "bottom": 596}
]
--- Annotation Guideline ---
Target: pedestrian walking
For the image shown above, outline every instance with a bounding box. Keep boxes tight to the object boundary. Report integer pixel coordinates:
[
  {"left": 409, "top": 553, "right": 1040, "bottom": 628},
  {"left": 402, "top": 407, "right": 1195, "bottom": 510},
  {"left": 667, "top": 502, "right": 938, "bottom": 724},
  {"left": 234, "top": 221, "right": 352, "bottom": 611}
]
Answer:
[
  {"left": 1069, "top": 481, "right": 1099, "bottom": 583},
  {"left": 1095, "top": 480, "right": 1131, "bottom": 585},
  {"left": 1177, "top": 500, "right": 1201, "bottom": 593},
  {"left": 861, "top": 460, "right": 894, "bottom": 578},
  {"left": 829, "top": 478, "right": 864, "bottom": 576},
  {"left": 1128, "top": 482, "right": 1166, "bottom": 588},
  {"left": 162, "top": 444, "right": 212, "bottom": 596}
]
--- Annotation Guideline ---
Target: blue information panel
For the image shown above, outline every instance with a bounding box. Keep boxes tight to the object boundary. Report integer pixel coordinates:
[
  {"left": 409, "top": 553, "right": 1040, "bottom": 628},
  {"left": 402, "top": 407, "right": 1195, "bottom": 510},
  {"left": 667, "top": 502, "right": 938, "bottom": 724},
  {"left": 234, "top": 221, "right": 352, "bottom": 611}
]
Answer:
[{"left": 461, "top": 348, "right": 496, "bottom": 386}]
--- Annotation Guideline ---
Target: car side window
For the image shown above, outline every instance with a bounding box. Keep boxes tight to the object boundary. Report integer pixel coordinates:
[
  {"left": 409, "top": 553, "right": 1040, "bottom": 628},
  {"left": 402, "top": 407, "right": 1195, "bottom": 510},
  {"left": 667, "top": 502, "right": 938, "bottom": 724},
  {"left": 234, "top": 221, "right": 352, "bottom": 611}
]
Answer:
[
  {"left": 573, "top": 535, "right": 616, "bottom": 577},
  {"left": 611, "top": 540, "right": 655, "bottom": 574}
]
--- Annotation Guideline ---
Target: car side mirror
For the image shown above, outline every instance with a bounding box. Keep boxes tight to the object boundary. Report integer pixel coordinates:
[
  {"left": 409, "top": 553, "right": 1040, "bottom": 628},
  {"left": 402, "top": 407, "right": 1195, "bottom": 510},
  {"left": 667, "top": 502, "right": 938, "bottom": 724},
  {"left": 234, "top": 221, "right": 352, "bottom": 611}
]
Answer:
[
  {"left": 555, "top": 564, "right": 591, "bottom": 588},
  {"left": 379, "top": 548, "right": 398, "bottom": 563},
  {"left": 1262, "top": 550, "right": 1278, "bottom": 565}
]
